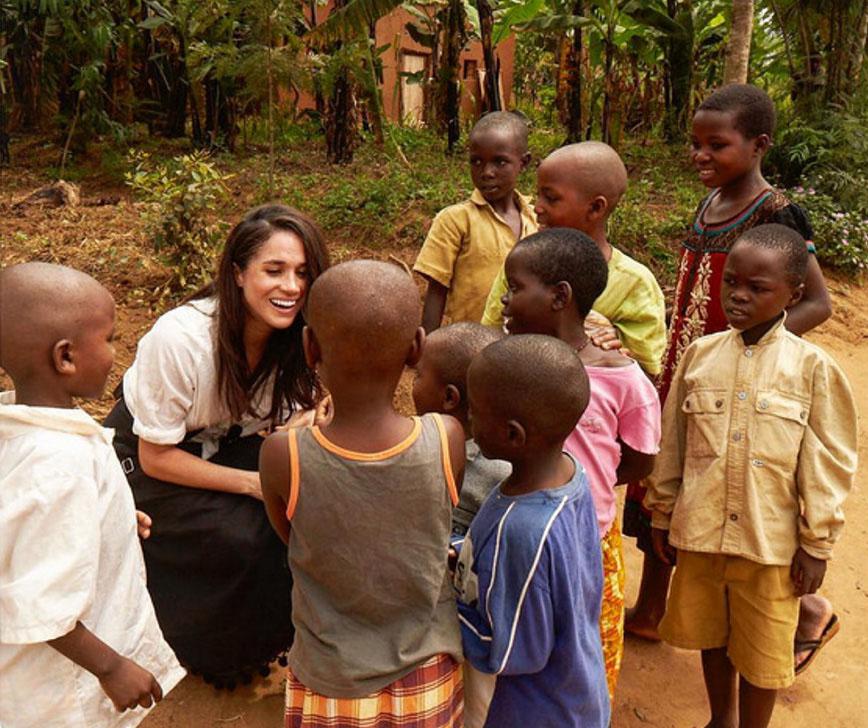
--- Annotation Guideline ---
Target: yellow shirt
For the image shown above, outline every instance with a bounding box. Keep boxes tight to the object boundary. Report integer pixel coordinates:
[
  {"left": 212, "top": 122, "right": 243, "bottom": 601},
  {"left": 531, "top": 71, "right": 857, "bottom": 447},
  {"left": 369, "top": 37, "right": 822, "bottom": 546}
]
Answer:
[
  {"left": 644, "top": 317, "right": 858, "bottom": 565},
  {"left": 413, "top": 189, "right": 537, "bottom": 324},
  {"left": 481, "top": 246, "right": 666, "bottom": 375}
]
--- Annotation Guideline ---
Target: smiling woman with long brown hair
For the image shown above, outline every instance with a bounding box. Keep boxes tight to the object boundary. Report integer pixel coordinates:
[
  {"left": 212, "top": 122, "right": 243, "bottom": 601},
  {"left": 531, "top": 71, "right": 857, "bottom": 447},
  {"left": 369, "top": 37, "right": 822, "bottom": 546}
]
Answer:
[{"left": 106, "top": 204, "right": 329, "bottom": 686}]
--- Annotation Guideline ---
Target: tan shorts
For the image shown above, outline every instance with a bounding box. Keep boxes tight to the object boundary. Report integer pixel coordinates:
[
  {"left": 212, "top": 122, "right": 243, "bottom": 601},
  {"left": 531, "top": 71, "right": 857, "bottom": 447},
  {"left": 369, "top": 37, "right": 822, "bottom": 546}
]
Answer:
[{"left": 659, "top": 550, "right": 799, "bottom": 689}]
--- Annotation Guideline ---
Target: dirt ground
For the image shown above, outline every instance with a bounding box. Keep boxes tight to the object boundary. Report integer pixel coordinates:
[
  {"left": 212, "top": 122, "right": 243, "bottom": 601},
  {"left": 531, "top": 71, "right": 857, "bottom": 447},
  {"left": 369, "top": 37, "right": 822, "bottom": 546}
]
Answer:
[
  {"left": 134, "top": 280, "right": 868, "bottom": 728},
  {"left": 2, "top": 156, "right": 867, "bottom": 727}
]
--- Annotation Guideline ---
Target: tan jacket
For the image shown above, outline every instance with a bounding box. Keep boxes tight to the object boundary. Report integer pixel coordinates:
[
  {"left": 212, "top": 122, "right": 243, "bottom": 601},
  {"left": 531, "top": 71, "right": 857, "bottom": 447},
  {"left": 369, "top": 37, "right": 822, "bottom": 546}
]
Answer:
[{"left": 645, "top": 317, "right": 858, "bottom": 565}]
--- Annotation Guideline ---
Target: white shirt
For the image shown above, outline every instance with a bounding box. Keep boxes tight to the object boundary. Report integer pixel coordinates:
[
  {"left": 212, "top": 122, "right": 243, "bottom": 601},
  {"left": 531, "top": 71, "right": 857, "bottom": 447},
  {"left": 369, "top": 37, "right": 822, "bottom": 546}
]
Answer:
[
  {"left": 0, "top": 393, "right": 186, "bottom": 728},
  {"left": 123, "top": 298, "right": 280, "bottom": 460}
]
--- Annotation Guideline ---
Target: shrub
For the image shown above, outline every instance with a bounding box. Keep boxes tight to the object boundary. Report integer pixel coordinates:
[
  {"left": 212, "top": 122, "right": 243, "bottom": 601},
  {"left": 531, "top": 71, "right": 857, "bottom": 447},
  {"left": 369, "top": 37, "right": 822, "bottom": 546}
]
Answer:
[
  {"left": 789, "top": 185, "right": 868, "bottom": 275},
  {"left": 126, "top": 150, "right": 232, "bottom": 296}
]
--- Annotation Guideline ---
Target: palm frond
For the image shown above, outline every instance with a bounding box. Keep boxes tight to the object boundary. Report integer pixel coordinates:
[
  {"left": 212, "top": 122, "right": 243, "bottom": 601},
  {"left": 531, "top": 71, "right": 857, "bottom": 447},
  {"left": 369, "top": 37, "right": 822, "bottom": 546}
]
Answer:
[{"left": 307, "top": 0, "right": 404, "bottom": 47}]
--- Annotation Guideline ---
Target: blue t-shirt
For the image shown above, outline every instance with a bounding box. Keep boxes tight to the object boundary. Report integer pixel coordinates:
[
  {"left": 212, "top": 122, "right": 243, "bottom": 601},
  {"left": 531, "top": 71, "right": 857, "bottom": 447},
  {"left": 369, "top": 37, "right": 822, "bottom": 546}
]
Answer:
[{"left": 454, "top": 456, "right": 609, "bottom": 727}]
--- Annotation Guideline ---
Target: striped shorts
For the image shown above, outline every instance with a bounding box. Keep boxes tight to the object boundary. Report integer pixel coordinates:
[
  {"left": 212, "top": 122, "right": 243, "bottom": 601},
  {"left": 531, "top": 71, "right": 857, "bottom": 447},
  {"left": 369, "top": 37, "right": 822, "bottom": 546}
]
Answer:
[{"left": 285, "top": 654, "right": 463, "bottom": 728}]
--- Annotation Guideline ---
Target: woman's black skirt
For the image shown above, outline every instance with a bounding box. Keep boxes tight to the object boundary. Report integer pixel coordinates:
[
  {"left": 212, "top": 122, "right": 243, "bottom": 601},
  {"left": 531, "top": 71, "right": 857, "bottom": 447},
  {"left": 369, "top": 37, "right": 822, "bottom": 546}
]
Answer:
[{"left": 105, "top": 399, "right": 294, "bottom": 688}]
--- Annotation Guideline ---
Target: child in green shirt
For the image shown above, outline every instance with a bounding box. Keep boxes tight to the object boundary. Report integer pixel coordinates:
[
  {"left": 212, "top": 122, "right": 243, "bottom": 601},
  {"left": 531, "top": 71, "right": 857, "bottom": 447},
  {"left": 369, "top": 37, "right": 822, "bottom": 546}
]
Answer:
[{"left": 481, "top": 141, "right": 665, "bottom": 376}]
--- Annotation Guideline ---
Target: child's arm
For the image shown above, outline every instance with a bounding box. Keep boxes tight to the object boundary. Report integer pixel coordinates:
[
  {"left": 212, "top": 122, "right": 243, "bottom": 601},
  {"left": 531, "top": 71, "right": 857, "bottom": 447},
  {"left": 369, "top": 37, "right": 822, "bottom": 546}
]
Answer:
[
  {"left": 643, "top": 355, "right": 689, "bottom": 534},
  {"left": 784, "top": 256, "right": 832, "bottom": 335},
  {"left": 480, "top": 267, "right": 508, "bottom": 328},
  {"left": 615, "top": 371, "right": 662, "bottom": 484},
  {"left": 421, "top": 278, "right": 449, "bottom": 333},
  {"left": 615, "top": 441, "right": 655, "bottom": 484},
  {"left": 440, "top": 412, "right": 467, "bottom": 496},
  {"left": 610, "top": 272, "right": 667, "bottom": 377},
  {"left": 259, "top": 431, "right": 293, "bottom": 545},
  {"left": 48, "top": 622, "right": 162, "bottom": 711},
  {"left": 413, "top": 207, "right": 467, "bottom": 332},
  {"left": 791, "top": 356, "right": 858, "bottom": 592},
  {"left": 457, "top": 551, "right": 555, "bottom": 676}
]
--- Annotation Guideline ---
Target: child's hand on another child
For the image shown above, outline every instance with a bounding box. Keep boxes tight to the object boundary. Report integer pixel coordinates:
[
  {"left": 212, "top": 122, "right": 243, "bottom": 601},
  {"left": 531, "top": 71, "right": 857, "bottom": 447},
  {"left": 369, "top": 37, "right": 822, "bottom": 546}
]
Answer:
[
  {"left": 585, "top": 311, "right": 633, "bottom": 358},
  {"left": 99, "top": 655, "right": 163, "bottom": 712},
  {"left": 651, "top": 527, "right": 677, "bottom": 566},
  {"left": 791, "top": 547, "right": 827, "bottom": 595},
  {"left": 135, "top": 511, "right": 152, "bottom": 540},
  {"left": 275, "top": 394, "right": 335, "bottom": 431}
]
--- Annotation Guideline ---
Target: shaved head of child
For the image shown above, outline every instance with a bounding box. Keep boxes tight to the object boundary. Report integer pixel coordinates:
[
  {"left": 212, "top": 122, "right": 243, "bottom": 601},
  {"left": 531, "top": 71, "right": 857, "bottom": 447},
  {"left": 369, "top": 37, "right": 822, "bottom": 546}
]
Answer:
[
  {"left": 412, "top": 322, "right": 502, "bottom": 427},
  {"left": 468, "top": 334, "right": 589, "bottom": 459},
  {"left": 534, "top": 141, "right": 628, "bottom": 239},
  {"left": 304, "top": 260, "right": 422, "bottom": 384},
  {"left": 0, "top": 262, "right": 115, "bottom": 406}
]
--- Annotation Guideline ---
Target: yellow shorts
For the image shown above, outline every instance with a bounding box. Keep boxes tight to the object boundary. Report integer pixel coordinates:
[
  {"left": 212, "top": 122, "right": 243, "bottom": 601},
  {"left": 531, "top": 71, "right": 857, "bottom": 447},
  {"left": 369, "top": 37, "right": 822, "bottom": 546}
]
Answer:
[{"left": 659, "top": 550, "right": 799, "bottom": 690}]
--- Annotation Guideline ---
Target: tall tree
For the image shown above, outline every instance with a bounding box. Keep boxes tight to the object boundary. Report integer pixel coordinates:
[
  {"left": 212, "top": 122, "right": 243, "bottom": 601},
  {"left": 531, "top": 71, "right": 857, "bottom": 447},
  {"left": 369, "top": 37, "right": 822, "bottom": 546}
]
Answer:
[
  {"left": 723, "top": 0, "right": 754, "bottom": 84},
  {"left": 476, "top": 0, "right": 502, "bottom": 112}
]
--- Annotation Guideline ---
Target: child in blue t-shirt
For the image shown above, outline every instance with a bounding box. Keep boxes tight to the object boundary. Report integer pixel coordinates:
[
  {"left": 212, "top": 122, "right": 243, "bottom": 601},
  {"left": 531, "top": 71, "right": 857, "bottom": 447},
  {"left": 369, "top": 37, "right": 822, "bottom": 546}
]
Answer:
[{"left": 454, "top": 334, "right": 609, "bottom": 728}]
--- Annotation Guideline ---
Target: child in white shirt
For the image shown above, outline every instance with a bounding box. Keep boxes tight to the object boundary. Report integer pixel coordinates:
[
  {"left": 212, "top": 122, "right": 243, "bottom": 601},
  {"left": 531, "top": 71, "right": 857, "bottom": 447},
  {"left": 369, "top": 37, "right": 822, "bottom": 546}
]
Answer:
[{"left": 0, "top": 262, "right": 184, "bottom": 728}]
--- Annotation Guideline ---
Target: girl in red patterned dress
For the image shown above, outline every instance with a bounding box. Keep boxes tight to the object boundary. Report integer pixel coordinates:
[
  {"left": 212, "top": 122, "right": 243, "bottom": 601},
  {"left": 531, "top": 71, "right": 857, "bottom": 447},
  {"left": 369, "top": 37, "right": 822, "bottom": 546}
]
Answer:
[{"left": 623, "top": 85, "right": 834, "bottom": 657}]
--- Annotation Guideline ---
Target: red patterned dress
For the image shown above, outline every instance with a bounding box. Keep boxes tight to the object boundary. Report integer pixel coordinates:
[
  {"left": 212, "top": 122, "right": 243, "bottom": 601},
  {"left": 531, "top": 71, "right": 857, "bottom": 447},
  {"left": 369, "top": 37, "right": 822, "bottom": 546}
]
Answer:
[{"left": 623, "top": 188, "right": 815, "bottom": 550}]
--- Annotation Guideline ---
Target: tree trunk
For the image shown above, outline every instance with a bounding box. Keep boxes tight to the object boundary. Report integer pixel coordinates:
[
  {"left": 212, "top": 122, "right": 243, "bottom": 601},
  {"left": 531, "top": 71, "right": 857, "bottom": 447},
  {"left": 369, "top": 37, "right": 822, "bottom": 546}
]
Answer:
[
  {"left": 325, "top": 68, "right": 356, "bottom": 163},
  {"left": 665, "top": 1, "right": 693, "bottom": 142},
  {"left": 476, "top": 0, "right": 501, "bottom": 112},
  {"left": 8, "top": 13, "right": 46, "bottom": 130},
  {"left": 308, "top": 0, "right": 326, "bottom": 116},
  {"left": 443, "top": 0, "right": 463, "bottom": 153},
  {"left": 564, "top": 1, "right": 584, "bottom": 143},
  {"left": 324, "top": 0, "right": 357, "bottom": 164},
  {"left": 723, "top": 0, "right": 754, "bottom": 84},
  {"left": 601, "top": 37, "right": 614, "bottom": 145},
  {"left": 848, "top": 0, "right": 868, "bottom": 91}
]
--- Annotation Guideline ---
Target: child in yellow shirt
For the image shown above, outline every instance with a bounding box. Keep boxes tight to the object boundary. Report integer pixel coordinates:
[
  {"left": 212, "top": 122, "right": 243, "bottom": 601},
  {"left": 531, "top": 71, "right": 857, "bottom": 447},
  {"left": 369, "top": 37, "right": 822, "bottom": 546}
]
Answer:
[{"left": 414, "top": 111, "right": 537, "bottom": 331}]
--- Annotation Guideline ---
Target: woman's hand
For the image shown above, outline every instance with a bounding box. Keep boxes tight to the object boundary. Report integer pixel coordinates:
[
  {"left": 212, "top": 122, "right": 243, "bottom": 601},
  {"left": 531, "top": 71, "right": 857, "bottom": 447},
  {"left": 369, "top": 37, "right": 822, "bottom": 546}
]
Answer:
[{"left": 135, "top": 511, "right": 152, "bottom": 539}]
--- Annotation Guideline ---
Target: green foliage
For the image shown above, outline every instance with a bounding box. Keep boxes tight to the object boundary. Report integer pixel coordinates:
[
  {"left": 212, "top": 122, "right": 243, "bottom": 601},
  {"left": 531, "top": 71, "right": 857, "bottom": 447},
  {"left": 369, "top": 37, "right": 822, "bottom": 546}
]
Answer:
[
  {"left": 767, "top": 110, "right": 868, "bottom": 215},
  {"left": 611, "top": 141, "right": 703, "bottom": 280},
  {"left": 125, "top": 150, "right": 233, "bottom": 294},
  {"left": 788, "top": 186, "right": 868, "bottom": 275}
]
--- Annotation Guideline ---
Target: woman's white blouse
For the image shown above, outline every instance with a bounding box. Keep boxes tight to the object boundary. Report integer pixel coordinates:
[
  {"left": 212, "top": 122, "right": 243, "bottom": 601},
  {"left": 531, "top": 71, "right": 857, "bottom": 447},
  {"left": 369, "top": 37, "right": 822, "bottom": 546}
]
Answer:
[{"left": 123, "top": 297, "right": 281, "bottom": 460}]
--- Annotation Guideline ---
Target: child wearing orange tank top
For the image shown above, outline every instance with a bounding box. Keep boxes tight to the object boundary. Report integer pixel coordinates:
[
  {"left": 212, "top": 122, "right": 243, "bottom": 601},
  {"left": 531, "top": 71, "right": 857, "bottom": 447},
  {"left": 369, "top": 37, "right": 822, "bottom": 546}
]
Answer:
[{"left": 260, "top": 260, "right": 466, "bottom": 728}]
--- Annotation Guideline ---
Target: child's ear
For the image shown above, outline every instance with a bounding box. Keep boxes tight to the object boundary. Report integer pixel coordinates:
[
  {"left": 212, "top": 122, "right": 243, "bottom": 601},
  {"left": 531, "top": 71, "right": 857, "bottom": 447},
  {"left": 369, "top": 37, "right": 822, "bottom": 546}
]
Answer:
[
  {"left": 552, "top": 281, "right": 572, "bottom": 311},
  {"left": 588, "top": 195, "right": 609, "bottom": 221},
  {"left": 302, "top": 326, "right": 321, "bottom": 370},
  {"left": 52, "top": 339, "right": 76, "bottom": 376},
  {"left": 520, "top": 152, "right": 531, "bottom": 170},
  {"left": 443, "top": 383, "right": 462, "bottom": 413},
  {"left": 754, "top": 134, "right": 771, "bottom": 156},
  {"left": 233, "top": 262, "right": 244, "bottom": 288},
  {"left": 406, "top": 326, "right": 426, "bottom": 368},
  {"left": 787, "top": 282, "right": 806, "bottom": 309},
  {"left": 506, "top": 419, "right": 526, "bottom": 448}
]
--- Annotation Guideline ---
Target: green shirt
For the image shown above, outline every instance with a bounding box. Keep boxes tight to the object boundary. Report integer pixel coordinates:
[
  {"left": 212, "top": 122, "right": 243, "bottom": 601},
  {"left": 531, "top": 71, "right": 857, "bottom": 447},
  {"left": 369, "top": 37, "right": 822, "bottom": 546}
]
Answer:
[{"left": 481, "top": 246, "right": 666, "bottom": 375}]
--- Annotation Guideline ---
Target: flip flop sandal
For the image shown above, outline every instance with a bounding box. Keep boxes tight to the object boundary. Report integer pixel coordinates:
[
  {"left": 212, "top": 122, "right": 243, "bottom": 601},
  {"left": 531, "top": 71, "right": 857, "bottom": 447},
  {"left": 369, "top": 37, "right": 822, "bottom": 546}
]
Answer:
[{"left": 794, "top": 613, "right": 840, "bottom": 676}]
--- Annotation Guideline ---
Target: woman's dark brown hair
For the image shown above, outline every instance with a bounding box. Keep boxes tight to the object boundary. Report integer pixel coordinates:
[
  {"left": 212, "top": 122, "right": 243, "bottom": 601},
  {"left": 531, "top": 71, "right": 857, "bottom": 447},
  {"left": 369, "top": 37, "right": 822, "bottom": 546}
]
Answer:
[{"left": 195, "top": 204, "right": 329, "bottom": 425}]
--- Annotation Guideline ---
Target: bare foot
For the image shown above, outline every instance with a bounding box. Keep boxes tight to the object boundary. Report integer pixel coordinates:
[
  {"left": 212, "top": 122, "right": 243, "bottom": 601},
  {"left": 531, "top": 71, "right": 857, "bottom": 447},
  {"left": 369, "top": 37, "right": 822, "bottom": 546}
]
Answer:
[
  {"left": 795, "top": 594, "right": 835, "bottom": 668},
  {"left": 624, "top": 606, "right": 662, "bottom": 642}
]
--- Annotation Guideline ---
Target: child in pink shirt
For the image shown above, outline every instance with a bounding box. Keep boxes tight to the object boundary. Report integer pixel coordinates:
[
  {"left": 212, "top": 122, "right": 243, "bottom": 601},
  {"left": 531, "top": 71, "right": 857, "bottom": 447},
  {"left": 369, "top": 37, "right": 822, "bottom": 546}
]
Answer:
[{"left": 500, "top": 227, "right": 661, "bottom": 702}]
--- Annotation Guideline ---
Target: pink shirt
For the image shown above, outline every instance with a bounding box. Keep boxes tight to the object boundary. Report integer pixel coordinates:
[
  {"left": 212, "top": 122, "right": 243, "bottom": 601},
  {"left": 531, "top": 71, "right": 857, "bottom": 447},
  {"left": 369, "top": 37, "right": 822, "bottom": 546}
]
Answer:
[{"left": 565, "top": 362, "right": 661, "bottom": 537}]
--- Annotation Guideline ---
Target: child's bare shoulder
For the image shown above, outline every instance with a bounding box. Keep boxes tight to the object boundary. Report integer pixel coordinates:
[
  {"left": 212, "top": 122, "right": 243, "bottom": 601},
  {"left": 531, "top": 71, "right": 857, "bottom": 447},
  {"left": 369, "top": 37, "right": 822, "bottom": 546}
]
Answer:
[{"left": 259, "top": 429, "right": 292, "bottom": 496}]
